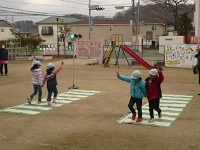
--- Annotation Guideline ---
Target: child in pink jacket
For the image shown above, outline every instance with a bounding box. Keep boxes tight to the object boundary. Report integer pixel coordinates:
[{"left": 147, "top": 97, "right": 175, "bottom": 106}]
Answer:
[{"left": 43, "top": 61, "right": 64, "bottom": 106}]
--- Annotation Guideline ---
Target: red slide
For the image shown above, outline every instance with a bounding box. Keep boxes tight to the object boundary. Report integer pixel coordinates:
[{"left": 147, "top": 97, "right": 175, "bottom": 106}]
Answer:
[{"left": 120, "top": 45, "right": 154, "bottom": 69}]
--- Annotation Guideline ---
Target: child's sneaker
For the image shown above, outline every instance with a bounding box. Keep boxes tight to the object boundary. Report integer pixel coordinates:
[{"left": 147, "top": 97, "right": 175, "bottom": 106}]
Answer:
[
  {"left": 27, "top": 97, "right": 32, "bottom": 105},
  {"left": 158, "top": 111, "right": 162, "bottom": 118},
  {"left": 132, "top": 113, "right": 136, "bottom": 120},
  {"left": 47, "top": 101, "right": 51, "bottom": 106},
  {"left": 148, "top": 118, "right": 155, "bottom": 123},
  {"left": 136, "top": 118, "right": 142, "bottom": 122},
  {"left": 53, "top": 99, "right": 56, "bottom": 103}
]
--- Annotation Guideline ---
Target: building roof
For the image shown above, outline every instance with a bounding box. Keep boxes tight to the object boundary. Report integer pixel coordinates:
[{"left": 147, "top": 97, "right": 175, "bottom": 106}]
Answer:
[
  {"left": 36, "top": 16, "right": 81, "bottom": 24},
  {"left": 0, "top": 20, "right": 13, "bottom": 27},
  {"left": 68, "top": 19, "right": 166, "bottom": 26},
  {"left": 69, "top": 20, "right": 131, "bottom": 25}
]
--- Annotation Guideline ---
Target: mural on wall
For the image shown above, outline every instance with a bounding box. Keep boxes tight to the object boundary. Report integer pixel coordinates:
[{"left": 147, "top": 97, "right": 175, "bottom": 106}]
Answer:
[{"left": 165, "top": 44, "right": 197, "bottom": 68}]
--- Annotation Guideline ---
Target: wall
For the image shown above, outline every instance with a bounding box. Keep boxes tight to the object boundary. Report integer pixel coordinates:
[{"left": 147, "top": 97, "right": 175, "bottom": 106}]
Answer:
[
  {"left": 165, "top": 44, "right": 197, "bottom": 68},
  {"left": 159, "top": 36, "right": 184, "bottom": 54},
  {"left": 0, "top": 27, "right": 15, "bottom": 40}
]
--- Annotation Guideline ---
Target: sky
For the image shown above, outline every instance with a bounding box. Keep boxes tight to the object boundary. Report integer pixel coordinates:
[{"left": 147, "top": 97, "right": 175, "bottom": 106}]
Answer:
[
  {"left": 0, "top": 0, "right": 195, "bottom": 23},
  {"left": 0, "top": 0, "right": 133, "bottom": 23}
]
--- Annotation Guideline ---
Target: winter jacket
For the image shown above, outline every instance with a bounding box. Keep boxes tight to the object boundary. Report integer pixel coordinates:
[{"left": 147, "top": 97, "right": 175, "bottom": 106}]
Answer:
[
  {"left": 31, "top": 69, "right": 43, "bottom": 86},
  {"left": 118, "top": 75, "right": 146, "bottom": 98},
  {"left": 0, "top": 48, "right": 8, "bottom": 61},
  {"left": 145, "top": 71, "right": 164, "bottom": 100},
  {"left": 43, "top": 65, "right": 63, "bottom": 87}
]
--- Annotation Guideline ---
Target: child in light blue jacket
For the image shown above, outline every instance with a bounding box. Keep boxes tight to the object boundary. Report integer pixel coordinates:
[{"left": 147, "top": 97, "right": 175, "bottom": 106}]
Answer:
[{"left": 117, "top": 70, "right": 146, "bottom": 122}]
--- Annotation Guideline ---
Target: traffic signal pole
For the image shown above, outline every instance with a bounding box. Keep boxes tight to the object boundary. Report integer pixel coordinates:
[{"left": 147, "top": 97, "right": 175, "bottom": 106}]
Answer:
[{"left": 68, "top": 34, "right": 82, "bottom": 89}]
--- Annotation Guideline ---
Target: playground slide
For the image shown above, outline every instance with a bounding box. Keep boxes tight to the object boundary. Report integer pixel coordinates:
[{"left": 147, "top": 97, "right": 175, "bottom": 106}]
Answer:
[{"left": 120, "top": 45, "right": 154, "bottom": 69}]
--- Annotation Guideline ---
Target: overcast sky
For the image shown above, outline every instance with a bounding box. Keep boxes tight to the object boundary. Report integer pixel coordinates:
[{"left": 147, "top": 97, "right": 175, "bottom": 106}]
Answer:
[
  {"left": 0, "top": 0, "right": 133, "bottom": 23},
  {"left": 0, "top": 0, "right": 195, "bottom": 23}
]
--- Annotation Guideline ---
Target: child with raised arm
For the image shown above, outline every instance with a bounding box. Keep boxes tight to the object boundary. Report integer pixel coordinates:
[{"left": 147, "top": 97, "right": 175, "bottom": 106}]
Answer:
[
  {"left": 43, "top": 61, "right": 64, "bottom": 106},
  {"left": 117, "top": 70, "right": 146, "bottom": 122},
  {"left": 145, "top": 67, "right": 164, "bottom": 123}
]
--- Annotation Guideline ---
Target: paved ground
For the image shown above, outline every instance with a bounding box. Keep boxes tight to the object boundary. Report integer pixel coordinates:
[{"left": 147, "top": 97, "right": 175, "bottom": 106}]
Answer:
[{"left": 0, "top": 58, "right": 200, "bottom": 150}]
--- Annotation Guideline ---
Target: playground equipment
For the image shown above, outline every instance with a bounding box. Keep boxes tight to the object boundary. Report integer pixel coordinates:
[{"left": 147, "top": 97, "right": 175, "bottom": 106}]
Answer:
[
  {"left": 103, "top": 34, "right": 131, "bottom": 68},
  {"left": 119, "top": 45, "right": 154, "bottom": 69}
]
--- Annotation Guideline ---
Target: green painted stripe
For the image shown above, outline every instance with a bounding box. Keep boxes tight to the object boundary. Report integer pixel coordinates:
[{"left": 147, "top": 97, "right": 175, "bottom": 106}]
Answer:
[
  {"left": 117, "top": 94, "right": 193, "bottom": 128},
  {"left": 1, "top": 108, "right": 40, "bottom": 115},
  {"left": 0, "top": 90, "right": 101, "bottom": 115},
  {"left": 14, "top": 105, "right": 51, "bottom": 111}
]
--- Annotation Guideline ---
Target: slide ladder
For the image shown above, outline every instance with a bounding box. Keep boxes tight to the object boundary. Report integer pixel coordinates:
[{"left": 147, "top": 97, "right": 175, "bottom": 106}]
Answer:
[{"left": 103, "top": 46, "right": 114, "bottom": 67}]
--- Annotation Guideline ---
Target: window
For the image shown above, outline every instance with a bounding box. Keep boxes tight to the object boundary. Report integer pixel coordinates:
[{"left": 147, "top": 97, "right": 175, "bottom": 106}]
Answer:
[
  {"left": 41, "top": 26, "right": 53, "bottom": 35},
  {"left": 1, "top": 29, "right": 4, "bottom": 32},
  {"left": 152, "top": 25, "right": 157, "bottom": 31}
]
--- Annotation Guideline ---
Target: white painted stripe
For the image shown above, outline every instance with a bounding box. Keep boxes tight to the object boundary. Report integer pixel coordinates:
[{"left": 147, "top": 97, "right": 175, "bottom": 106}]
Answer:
[
  {"left": 163, "top": 94, "right": 193, "bottom": 98},
  {"left": 161, "top": 97, "right": 191, "bottom": 101},
  {"left": 122, "top": 118, "right": 171, "bottom": 127},
  {"left": 138, "top": 120, "right": 171, "bottom": 127},
  {"left": 161, "top": 107, "right": 183, "bottom": 112},
  {"left": 142, "top": 110, "right": 179, "bottom": 116},
  {"left": 59, "top": 94, "right": 87, "bottom": 98},
  {"left": 67, "top": 91, "right": 96, "bottom": 95},
  {"left": 55, "top": 100, "right": 72, "bottom": 104},
  {"left": 1, "top": 108, "right": 40, "bottom": 115},
  {"left": 72, "top": 89, "right": 101, "bottom": 93},
  {"left": 142, "top": 106, "right": 183, "bottom": 112},
  {"left": 142, "top": 114, "right": 176, "bottom": 121},
  {"left": 14, "top": 105, "right": 51, "bottom": 110},
  {"left": 161, "top": 100, "right": 188, "bottom": 104},
  {"left": 31, "top": 101, "right": 63, "bottom": 107},
  {"left": 56, "top": 97, "right": 80, "bottom": 101},
  {"left": 160, "top": 103, "right": 186, "bottom": 107}
]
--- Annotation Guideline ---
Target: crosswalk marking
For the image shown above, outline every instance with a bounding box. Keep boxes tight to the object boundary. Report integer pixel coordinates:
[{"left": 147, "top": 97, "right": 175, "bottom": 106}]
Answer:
[
  {"left": 117, "top": 94, "right": 193, "bottom": 128},
  {"left": 0, "top": 90, "right": 101, "bottom": 115}
]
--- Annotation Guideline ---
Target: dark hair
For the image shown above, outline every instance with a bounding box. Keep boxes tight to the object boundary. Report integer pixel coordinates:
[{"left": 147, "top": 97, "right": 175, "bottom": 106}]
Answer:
[
  {"left": 31, "top": 64, "right": 40, "bottom": 71},
  {"left": 46, "top": 67, "right": 54, "bottom": 75}
]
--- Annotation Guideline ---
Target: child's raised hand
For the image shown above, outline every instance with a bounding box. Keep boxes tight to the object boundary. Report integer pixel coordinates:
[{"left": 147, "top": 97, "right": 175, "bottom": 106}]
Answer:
[
  {"left": 116, "top": 71, "right": 120, "bottom": 77},
  {"left": 61, "top": 61, "right": 64, "bottom": 65}
]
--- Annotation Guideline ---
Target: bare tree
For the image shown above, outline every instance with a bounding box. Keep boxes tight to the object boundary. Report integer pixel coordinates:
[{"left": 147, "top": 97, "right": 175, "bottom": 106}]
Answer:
[{"left": 141, "top": 0, "right": 194, "bottom": 30}]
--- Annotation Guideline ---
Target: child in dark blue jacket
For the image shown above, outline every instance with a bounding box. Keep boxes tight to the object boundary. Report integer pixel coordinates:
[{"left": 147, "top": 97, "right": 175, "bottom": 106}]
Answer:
[{"left": 117, "top": 70, "right": 146, "bottom": 122}]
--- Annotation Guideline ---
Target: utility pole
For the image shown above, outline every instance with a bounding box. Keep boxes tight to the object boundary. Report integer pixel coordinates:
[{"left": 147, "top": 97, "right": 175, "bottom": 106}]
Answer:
[
  {"left": 56, "top": 18, "right": 60, "bottom": 58},
  {"left": 89, "top": 0, "right": 91, "bottom": 40},
  {"left": 132, "top": 0, "right": 135, "bottom": 36}
]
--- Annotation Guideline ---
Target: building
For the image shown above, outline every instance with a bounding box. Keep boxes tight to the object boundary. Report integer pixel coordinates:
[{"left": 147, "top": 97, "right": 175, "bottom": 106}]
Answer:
[
  {"left": 0, "top": 20, "right": 15, "bottom": 41},
  {"left": 36, "top": 17, "right": 167, "bottom": 45}
]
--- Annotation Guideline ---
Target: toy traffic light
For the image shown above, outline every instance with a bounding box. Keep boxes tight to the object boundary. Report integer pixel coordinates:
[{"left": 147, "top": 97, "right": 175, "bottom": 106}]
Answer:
[
  {"left": 68, "top": 42, "right": 73, "bottom": 50},
  {"left": 96, "top": 7, "right": 104, "bottom": 10},
  {"left": 70, "top": 34, "right": 82, "bottom": 39}
]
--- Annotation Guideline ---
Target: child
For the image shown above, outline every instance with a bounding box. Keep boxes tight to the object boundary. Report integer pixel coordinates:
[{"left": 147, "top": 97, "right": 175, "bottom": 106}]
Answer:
[
  {"left": 43, "top": 61, "right": 64, "bottom": 106},
  {"left": 117, "top": 70, "right": 146, "bottom": 122},
  {"left": 28, "top": 60, "right": 43, "bottom": 104},
  {"left": 145, "top": 67, "right": 164, "bottom": 123}
]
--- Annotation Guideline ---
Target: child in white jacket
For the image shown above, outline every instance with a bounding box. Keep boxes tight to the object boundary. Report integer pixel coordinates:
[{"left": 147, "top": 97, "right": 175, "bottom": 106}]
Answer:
[{"left": 28, "top": 60, "right": 43, "bottom": 104}]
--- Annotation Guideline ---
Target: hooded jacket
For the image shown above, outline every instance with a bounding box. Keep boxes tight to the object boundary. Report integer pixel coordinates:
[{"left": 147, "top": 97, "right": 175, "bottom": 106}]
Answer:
[
  {"left": 31, "top": 69, "right": 43, "bottom": 86},
  {"left": 145, "top": 71, "right": 164, "bottom": 100},
  {"left": 118, "top": 75, "right": 146, "bottom": 98}
]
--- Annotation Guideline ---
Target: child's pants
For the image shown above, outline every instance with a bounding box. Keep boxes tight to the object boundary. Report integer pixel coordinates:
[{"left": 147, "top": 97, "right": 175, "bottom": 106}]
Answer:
[
  {"left": 148, "top": 98, "right": 161, "bottom": 119},
  {"left": 128, "top": 97, "right": 142, "bottom": 118},
  {"left": 47, "top": 86, "right": 58, "bottom": 101},
  {"left": 30, "top": 84, "right": 42, "bottom": 101}
]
